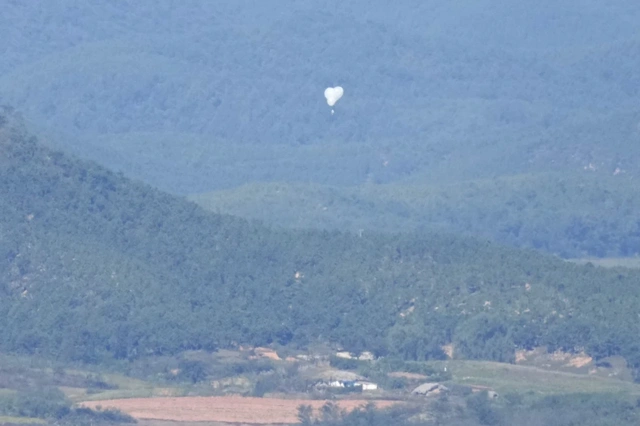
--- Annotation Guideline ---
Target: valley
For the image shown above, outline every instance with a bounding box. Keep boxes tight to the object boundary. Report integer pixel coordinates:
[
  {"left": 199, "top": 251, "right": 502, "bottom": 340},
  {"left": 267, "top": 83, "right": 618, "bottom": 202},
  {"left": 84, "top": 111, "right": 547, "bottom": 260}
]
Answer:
[
  {"left": 2, "top": 2, "right": 640, "bottom": 425},
  {"left": 2, "top": 345, "right": 640, "bottom": 425}
]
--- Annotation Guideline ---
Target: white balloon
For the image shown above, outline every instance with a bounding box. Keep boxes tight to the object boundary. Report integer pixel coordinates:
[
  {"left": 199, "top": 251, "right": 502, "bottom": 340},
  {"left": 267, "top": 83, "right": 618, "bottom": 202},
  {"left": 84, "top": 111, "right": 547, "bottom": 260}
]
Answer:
[{"left": 324, "top": 86, "right": 344, "bottom": 107}]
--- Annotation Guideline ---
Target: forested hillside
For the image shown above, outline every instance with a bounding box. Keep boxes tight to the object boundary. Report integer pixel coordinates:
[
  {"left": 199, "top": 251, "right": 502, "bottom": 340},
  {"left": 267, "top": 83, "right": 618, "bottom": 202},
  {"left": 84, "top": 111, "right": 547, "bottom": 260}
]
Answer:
[
  {"left": 1, "top": 1, "right": 640, "bottom": 194},
  {"left": 191, "top": 173, "right": 640, "bottom": 258},
  {"left": 3, "top": 1, "right": 639, "bottom": 261},
  {"left": 2, "top": 109, "right": 640, "bottom": 380}
]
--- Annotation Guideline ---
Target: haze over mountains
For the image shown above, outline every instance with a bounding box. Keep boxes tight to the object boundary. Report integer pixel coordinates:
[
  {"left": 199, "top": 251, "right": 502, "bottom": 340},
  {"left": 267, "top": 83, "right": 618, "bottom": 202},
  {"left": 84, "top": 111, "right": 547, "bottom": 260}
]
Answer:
[
  {"left": 0, "top": 0, "right": 640, "bottom": 365},
  {"left": 2, "top": 1, "right": 640, "bottom": 260},
  {"left": 3, "top": 4, "right": 640, "bottom": 423},
  {"left": 2, "top": 0, "right": 640, "bottom": 191}
]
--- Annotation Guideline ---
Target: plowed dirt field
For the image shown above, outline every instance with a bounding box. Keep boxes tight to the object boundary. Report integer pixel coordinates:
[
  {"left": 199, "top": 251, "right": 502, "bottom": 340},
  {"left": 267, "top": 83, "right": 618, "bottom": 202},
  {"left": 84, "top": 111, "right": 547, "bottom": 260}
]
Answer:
[{"left": 81, "top": 396, "right": 400, "bottom": 424}]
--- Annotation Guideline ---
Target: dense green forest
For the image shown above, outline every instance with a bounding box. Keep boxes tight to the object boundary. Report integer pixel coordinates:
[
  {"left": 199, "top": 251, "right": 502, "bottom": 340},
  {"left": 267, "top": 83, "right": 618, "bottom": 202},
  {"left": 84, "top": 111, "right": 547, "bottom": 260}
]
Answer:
[
  {"left": 191, "top": 173, "right": 640, "bottom": 258},
  {"left": 1, "top": 0, "right": 639, "bottom": 193},
  {"left": 2, "top": 3, "right": 640, "bottom": 424},
  {"left": 2, "top": 109, "right": 640, "bottom": 381},
  {"left": 3, "top": 1, "right": 638, "bottom": 258}
]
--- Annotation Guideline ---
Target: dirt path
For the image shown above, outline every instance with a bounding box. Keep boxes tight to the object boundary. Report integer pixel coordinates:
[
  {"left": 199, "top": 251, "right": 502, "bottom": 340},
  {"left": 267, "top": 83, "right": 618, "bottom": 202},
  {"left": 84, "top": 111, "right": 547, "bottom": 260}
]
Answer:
[{"left": 81, "top": 396, "right": 400, "bottom": 424}]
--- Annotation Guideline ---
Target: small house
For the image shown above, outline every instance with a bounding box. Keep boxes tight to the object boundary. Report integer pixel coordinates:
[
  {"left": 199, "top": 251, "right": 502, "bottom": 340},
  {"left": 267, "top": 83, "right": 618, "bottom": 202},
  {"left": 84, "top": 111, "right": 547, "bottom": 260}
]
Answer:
[
  {"left": 412, "top": 382, "right": 448, "bottom": 396},
  {"left": 356, "top": 381, "right": 378, "bottom": 391}
]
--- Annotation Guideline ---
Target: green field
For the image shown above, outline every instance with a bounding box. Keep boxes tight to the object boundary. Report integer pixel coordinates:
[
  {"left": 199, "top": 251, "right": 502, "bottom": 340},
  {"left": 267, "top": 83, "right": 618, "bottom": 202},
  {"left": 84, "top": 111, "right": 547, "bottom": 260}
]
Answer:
[
  {"left": 435, "top": 360, "right": 640, "bottom": 396},
  {"left": 61, "top": 370, "right": 185, "bottom": 403}
]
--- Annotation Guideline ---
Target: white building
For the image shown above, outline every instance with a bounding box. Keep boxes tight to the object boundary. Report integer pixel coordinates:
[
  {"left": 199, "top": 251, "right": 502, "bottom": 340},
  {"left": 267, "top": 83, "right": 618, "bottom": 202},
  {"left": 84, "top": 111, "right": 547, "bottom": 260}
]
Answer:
[
  {"left": 356, "top": 381, "right": 378, "bottom": 391},
  {"left": 358, "top": 351, "right": 375, "bottom": 361}
]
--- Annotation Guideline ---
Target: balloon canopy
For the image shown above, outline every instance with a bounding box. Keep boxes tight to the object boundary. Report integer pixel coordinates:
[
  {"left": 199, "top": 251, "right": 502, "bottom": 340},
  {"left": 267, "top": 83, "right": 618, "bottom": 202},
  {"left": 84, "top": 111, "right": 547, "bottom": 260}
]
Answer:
[{"left": 324, "top": 86, "right": 344, "bottom": 107}]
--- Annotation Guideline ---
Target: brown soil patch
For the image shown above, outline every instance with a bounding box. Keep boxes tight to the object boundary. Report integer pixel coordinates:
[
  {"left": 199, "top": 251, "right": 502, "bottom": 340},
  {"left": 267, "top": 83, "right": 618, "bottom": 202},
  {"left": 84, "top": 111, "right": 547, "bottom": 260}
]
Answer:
[
  {"left": 254, "top": 347, "right": 281, "bottom": 361},
  {"left": 515, "top": 350, "right": 527, "bottom": 363},
  {"left": 441, "top": 344, "right": 454, "bottom": 359},
  {"left": 567, "top": 355, "right": 593, "bottom": 368},
  {"left": 81, "top": 396, "right": 399, "bottom": 424}
]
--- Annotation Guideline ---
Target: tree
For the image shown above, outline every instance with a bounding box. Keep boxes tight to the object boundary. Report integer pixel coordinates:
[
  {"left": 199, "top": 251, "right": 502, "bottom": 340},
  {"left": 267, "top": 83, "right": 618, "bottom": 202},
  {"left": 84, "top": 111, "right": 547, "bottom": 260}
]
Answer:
[{"left": 297, "top": 404, "right": 314, "bottom": 425}]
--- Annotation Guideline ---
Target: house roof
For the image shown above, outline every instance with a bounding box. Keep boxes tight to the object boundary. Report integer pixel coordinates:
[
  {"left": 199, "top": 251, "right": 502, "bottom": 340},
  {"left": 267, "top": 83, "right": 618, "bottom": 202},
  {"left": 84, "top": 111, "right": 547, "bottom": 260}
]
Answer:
[{"left": 412, "top": 382, "right": 441, "bottom": 394}]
